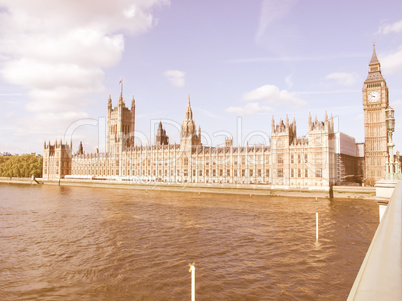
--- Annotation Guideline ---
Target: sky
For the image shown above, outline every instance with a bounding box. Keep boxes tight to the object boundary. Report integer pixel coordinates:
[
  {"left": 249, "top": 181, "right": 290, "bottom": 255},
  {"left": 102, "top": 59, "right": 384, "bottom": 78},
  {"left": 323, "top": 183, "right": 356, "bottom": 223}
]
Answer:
[{"left": 1, "top": 0, "right": 402, "bottom": 155}]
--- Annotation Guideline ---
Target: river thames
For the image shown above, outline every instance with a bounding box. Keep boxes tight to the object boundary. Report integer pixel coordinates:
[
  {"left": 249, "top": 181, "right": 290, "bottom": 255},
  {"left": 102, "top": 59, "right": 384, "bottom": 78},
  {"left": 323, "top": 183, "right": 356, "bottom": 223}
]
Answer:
[{"left": 0, "top": 184, "right": 378, "bottom": 300}]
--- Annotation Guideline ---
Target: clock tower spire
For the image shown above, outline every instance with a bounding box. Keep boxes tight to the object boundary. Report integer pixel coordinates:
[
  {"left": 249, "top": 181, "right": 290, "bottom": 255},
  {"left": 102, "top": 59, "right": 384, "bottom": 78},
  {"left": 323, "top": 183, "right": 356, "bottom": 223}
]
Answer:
[{"left": 363, "top": 43, "right": 389, "bottom": 183}]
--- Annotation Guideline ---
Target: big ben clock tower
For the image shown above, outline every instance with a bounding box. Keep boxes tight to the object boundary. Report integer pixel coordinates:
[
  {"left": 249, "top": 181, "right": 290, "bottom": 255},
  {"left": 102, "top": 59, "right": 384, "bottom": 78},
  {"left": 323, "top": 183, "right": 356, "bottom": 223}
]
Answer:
[{"left": 363, "top": 43, "right": 389, "bottom": 182}]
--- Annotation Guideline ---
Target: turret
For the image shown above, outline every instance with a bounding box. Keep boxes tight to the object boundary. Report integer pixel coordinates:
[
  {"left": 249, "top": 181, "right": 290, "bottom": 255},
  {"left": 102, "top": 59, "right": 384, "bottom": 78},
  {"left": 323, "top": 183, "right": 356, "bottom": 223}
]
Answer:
[
  {"left": 77, "top": 141, "right": 84, "bottom": 155},
  {"left": 131, "top": 95, "right": 135, "bottom": 110},
  {"left": 366, "top": 42, "right": 384, "bottom": 82},
  {"left": 369, "top": 42, "right": 380, "bottom": 71},
  {"left": 118, "top": 92, "right": 124, "bottom": 107},
  {"left": 271, "top": 116, "right": 275, "bottom": 133},
  {"left": 108, "top": 95, "right": 112, "bottom": 111},
  {"left": 180, "top": 94, "right": 201, "bottom": 151},
  {"left": 181, "top": 94, "right": 196, "bottom": 137},
  {"left": 156, "top": 121, "right": 169, "bottom": 145}
]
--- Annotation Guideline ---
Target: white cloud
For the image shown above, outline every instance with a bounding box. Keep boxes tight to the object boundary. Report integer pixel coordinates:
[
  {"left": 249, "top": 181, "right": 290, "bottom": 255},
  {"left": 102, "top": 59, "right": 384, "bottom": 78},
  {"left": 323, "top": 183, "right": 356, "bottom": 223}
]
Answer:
[
  {"left": 226, "top": 102, "right": 273, "bottom": 116},
  {"left": 325, "top": 72, "right": 358, "bottom": 86},
  {"left": 164, "top": 70, "right": 185, "bottom": 87},
  {"left": 381, "top": 47, "right": 402, "bottom": 75},
  {"left": 256, "top": 0, "right": 298, "bottom": 43},
  {"left": 0, "top": 0, "right": 169, "bottom": 138},
  {"left": 378, "top": 19, "right": 402, "bottom": 35},
  {"left": 285, "top": 74, "right": 293, "bottom": 89},
  {"left": 242, "top": 84, "right": 306, "bottom": 107}
]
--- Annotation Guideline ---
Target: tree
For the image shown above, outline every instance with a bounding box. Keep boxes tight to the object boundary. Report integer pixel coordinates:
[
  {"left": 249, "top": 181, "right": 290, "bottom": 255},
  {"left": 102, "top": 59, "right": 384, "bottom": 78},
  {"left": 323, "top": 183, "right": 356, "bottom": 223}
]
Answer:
[{"left": 0, "top": 154, "right": 43, "bottom": 178}]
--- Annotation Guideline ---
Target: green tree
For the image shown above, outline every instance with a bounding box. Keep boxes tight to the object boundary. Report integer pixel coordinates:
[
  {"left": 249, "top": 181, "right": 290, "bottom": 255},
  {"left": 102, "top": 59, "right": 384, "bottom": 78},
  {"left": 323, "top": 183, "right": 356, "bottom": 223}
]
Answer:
[{"left": 0, "top": 154, "right": 43, "bottom": 178}]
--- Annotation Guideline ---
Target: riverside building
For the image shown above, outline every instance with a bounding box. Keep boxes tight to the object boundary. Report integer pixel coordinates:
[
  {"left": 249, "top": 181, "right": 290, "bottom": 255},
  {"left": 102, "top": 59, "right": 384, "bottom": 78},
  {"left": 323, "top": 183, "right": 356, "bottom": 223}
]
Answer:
[
  {"left": 42, "top": 45, "right": 391, "bottom": 187},
  {"left": 43, "top": 93, "right": 337, "bottom": 189}
]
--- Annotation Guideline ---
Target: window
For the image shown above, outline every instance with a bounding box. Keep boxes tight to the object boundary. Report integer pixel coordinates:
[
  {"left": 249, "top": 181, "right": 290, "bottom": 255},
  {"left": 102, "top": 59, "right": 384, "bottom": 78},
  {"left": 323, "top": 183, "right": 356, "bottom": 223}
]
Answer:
[
  {"left": 250, "top": 169, "right": 253, "bottom": 177},
  {"left": 304, "top": 154, "right": 308, "bottom": 163},
  {"left": 277, "top": 154, "right": 283, "bottom": 164},
  {"left": 291, "top": 169, "right": 294, "bottom": 177},
  {"left": 278, "top": 168, "right": 283, "bottom": 178},
  {"left": 193, "top": 170, "right": 196, "bottom": 176},
  {"left": 206, "top": 169, "right": 209, "bottom": 176},
  {"left": 213, "top": 169, "right": 216, "bottom": 176},
  {"left": 242, "top": 169, "right": 245, "bottom": 177},
  {"left": 220, "top": 169, "right": 223, "bottom": 176},
  {"left": 266, "top": 169, "right": 270, "bottom": 177},
  {"left": 227, "top": 169, "right": 230, "bottom": 176},
  {"left": 291, "top": 155, "right": 294, "bottom": 164},
  {"left": 234, "top": 169, "right": 238, "bottom": 177},
  {"left": 315, "top": 168, "right": 322, "bottom": 178},
  {"left": 298, "top": 154, "right": 301, "bottom": 164},
  {"left": 199, "top": 170, "right": 202, "bottom": 176},
  {"left": 257, "top": 169, "right": 261, "bottom": 177},
  {"left": 298, "top": 169, "right": 301, "bottom": 177}
]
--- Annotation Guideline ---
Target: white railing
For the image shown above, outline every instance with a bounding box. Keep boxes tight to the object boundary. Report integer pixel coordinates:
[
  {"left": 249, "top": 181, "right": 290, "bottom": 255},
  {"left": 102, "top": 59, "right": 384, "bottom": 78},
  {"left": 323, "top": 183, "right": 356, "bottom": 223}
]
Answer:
[{"left": 347, "top": 181, "right": 402, "bottom": 300}]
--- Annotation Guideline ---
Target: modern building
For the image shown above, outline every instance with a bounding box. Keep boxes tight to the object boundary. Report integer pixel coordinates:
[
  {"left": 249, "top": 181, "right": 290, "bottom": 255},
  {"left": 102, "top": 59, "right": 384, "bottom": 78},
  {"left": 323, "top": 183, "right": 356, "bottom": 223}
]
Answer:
[{"left": 334, "top": 132, "right": 364, "bottom": 185}]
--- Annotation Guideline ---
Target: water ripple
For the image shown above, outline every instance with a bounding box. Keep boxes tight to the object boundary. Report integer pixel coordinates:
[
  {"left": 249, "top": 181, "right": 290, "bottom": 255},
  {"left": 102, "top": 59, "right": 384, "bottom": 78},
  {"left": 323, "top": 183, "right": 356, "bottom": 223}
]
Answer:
[{"left": 0, "top": 184, "right": 378, "bottom": 300}]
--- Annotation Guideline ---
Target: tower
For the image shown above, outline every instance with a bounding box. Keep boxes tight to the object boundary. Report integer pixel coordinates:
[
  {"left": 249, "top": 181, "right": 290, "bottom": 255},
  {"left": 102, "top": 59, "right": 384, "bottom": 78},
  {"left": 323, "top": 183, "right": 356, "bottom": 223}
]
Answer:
[
  {"left": 42, "top": 140, "right": 72, "bottom": 180},
  {"left": 156, "top": 121, "right": 169, "bottom": 145},
  {"left": 106, "top": 93, "right": 136, "bottom": 154},
  {"left": 180, "top": 94, "right": 201, "bottom": 151},
  {"left": 363, "top": 43, "right": 389, "bottom": 182}
]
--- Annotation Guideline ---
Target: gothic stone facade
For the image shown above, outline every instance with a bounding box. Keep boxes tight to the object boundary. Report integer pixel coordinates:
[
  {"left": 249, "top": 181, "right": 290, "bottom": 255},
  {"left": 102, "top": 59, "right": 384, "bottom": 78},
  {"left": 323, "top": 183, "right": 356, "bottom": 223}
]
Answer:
[
  {"left": 363, "top": 44, "right": 389, "bottom": 181},
  {"left": 43, "top": 140, "right": 72, "bottom": 180},
  {"left": 43, "top": 93, "right": 336, "bottom": 189}
]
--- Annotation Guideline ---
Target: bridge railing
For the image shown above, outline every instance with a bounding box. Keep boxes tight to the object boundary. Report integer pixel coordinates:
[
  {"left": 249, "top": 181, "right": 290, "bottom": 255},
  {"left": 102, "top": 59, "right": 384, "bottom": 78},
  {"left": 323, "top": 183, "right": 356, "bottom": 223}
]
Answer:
[{"left": 347, "top": 180, "right": 402, "bottom": 300}]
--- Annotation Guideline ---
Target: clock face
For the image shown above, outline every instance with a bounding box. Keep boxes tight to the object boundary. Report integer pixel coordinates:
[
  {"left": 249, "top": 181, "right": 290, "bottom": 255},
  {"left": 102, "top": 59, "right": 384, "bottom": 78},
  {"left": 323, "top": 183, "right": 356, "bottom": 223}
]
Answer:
[{"left": 368, "top": 90, "right": 380, "bottom": 103}]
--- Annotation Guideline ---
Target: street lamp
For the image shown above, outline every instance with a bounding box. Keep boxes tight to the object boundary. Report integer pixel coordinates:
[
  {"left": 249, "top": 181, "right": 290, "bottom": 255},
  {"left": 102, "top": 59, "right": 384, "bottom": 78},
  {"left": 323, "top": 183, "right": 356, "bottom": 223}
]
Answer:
[{"left": 386, "top": 106, "right": 395, "bottom": 134}]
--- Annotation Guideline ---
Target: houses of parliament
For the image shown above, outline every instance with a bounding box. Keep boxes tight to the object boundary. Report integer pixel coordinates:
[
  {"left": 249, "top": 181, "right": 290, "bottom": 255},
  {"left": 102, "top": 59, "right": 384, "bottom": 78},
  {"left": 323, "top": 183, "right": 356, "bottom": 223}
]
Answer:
[{"left": 42, "top": 45, "right": 392, "bottom": 188}]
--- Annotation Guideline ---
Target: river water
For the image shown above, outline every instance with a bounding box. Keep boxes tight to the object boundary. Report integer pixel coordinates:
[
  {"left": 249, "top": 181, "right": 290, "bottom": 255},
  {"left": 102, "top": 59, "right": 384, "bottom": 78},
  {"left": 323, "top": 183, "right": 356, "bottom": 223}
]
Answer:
[{"left": 0, "top": 184, "right": 378, "bottom": 300}]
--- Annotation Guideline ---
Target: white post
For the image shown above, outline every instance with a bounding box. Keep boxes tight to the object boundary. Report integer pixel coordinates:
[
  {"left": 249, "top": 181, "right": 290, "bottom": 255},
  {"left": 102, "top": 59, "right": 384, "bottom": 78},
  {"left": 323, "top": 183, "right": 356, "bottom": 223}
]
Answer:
[
  {"left": 316, "top": 212, "right": 319, "bottom": 240},
  {"left": 189, "top": 262, "right": 195, "bottom": 301}
]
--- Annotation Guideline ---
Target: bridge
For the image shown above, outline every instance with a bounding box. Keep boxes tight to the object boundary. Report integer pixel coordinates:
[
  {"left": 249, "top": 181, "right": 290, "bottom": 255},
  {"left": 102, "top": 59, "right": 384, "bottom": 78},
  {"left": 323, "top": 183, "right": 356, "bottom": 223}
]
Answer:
[{"left": 348, "top": 181, "right": 402, "bottom": 300}]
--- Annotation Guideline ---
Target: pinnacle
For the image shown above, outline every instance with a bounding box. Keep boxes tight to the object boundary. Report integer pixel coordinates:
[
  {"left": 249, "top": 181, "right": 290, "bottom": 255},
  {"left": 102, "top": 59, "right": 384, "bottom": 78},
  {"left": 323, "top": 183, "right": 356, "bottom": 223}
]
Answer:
[{"left": 369, "top": 42, "right": 380, "bottom": 65}]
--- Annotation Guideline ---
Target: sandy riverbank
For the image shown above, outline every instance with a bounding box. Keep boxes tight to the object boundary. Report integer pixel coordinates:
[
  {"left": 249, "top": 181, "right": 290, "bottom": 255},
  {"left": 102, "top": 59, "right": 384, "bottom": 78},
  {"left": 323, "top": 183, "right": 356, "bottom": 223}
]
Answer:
[{"left": 0, "top": 177, "right": 376, "bottom": 199}]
